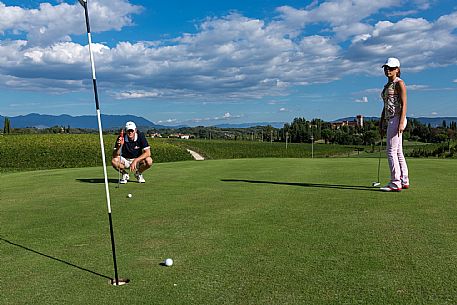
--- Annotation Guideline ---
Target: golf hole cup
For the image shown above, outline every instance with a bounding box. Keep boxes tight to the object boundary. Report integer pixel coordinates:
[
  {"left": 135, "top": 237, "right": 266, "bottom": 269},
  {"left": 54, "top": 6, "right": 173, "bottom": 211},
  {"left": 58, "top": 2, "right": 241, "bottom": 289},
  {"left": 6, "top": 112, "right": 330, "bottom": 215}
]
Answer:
[{"left": 165, "top": 258, "right": 173, "bottom": 266}]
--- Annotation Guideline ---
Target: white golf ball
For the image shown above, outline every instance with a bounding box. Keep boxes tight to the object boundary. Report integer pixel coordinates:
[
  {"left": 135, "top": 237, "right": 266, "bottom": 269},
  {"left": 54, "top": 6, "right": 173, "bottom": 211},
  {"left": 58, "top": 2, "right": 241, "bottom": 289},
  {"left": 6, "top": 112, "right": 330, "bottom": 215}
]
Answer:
[
  {"left": 165, "top": 258, "right": 173, "bottom": 266},
  {"left": 127, "top": 193, "right": 132, "bottom": 198}
]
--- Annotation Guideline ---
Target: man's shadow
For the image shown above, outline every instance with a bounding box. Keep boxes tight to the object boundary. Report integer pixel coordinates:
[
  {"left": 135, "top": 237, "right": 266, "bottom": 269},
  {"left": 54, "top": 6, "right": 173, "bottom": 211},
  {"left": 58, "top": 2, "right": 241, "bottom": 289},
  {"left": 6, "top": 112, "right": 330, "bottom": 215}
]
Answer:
[
  {"left": 221, "top": 179, "right": 380, "bottom": 191},
  {"left": 0, "top": 236, "right": 112, "bottom": 280}
]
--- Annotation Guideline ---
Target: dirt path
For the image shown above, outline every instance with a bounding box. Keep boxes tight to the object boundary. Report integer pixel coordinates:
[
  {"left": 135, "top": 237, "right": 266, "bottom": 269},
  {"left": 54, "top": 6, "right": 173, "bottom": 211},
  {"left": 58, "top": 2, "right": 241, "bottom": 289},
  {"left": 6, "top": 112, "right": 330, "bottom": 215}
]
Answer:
[{"left": 186, "top": 149, "right": 205, "bottom": 160}]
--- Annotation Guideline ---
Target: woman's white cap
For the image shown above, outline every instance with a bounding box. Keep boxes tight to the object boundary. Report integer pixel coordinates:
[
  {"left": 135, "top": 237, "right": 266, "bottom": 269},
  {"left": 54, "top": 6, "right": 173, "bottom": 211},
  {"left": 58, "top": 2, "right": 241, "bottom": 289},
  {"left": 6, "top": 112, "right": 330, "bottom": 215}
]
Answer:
[{"left": 382, "top": 57, "right": 400, "bottom": 68}]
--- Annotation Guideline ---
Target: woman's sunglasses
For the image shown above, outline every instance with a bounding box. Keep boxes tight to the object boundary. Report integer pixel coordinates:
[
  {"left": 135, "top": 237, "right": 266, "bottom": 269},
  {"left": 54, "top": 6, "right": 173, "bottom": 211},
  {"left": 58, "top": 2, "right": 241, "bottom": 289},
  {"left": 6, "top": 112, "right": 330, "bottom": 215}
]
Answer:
[{"left": 384, "top": 66, "right": 397, "bottom": 71}]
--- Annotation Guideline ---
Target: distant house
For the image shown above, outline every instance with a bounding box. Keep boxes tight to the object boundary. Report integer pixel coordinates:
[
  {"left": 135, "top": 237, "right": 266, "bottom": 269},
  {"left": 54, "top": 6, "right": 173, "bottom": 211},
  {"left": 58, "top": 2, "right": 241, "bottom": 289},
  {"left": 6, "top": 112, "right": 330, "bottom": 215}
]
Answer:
[
  {"left": 331, "top": 115, "right": 364, "bottom": 129},
  {"left": 168, "top": 133, "right": 194, "bottom": 139},
  {"left": 149, "top": 132, "right": 162, "bottom": 138}
]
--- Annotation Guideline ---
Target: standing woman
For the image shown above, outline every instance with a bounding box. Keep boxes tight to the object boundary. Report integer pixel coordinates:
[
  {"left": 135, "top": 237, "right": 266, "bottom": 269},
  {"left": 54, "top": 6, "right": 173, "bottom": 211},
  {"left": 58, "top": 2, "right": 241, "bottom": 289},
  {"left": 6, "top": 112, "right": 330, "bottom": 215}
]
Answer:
[{"left": 380, "top": 57, "right": 409, "bottom": 192}]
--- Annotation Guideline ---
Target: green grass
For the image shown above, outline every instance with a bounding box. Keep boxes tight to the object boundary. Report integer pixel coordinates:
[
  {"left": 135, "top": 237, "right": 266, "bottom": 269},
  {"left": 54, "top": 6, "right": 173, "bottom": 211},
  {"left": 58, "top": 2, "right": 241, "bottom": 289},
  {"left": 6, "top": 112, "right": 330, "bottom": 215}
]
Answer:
[{"left": 1, "top": 158, "right": 457, "bottom": 304}]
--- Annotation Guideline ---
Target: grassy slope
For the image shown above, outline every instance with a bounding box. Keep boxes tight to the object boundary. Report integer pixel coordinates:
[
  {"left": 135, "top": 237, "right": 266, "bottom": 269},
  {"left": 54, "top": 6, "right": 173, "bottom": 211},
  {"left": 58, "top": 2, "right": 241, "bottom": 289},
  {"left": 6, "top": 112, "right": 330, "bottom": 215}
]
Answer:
[{"left": 1, "top": 158, "right": 457, "bottom": 304}]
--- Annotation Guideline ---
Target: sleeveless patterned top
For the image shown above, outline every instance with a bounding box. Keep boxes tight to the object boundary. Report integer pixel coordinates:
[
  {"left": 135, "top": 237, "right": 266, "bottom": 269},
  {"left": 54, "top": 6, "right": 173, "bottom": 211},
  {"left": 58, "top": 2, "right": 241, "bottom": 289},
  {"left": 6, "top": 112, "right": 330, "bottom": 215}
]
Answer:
[{"left": 381, "top": 77, "right": 402, "bottom": 121}]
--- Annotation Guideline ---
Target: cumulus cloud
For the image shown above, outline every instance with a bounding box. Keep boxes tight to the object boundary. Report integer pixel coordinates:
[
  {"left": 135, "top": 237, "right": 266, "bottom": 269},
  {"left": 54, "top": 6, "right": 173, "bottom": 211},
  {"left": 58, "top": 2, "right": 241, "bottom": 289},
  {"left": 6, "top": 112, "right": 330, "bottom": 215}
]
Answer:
[
  {"left": 0, "top": 0, "right": 456, "bottom": 103},
  {"left": 157, "top": 118, "right": 177, "bottom": 124},
  {"left": 0, "top": 1, "right": 142, "bottom": 46},
  {"left": 217, "top": 112, "right": 241, "bottom": 120},
  {"left": 347, "top": 14, "right": 457, "bottom": 71},
  {"left": 276, "top": 0, "right": 399, "bottom": 38},
  {"left": 184, "top": 112, "right": 243, "bottom": 125},
  {"left": 407, "top": 84, "right": 429, "bottom": 90},
  {"left": 115, "top": 90, "right": 161, "bottom": 99},
  {"left": 355, "top": 96, "right": 368, "bottom": 103}
]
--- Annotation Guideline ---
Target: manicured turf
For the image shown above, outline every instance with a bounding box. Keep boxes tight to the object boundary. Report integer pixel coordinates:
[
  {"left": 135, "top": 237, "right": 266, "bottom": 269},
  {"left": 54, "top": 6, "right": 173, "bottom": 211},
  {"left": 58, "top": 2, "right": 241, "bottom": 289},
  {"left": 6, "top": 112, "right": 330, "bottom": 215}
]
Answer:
[{"left": 1, "top": 158, "right": 457, "bottom": 304}]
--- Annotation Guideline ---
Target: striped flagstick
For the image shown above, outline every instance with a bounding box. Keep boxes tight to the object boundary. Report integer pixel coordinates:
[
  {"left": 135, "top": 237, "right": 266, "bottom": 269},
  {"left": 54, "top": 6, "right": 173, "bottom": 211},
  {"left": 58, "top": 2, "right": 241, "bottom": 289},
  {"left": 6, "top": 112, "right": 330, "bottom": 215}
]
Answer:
[{"left": 78, "top": 0, "right": 120, "bottom": 286}]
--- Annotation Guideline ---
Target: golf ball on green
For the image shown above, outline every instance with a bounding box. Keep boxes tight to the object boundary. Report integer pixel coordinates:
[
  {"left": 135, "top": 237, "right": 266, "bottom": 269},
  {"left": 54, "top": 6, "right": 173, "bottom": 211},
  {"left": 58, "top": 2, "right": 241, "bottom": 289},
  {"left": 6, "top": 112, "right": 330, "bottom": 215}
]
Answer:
[
  {"left": 165, "top": 258, "right": 173, "bottom": 266},
  {"left": 127, "top": 193, "right": 132, "bottom": 198}
]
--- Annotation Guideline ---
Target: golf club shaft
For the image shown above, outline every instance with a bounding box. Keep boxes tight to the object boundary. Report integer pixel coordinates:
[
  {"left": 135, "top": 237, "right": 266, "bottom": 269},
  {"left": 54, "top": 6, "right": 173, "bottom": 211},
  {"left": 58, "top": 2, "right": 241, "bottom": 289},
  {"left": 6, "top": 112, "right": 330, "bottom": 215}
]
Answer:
[
  {"left": 80, "top": 0, "right": 119, "bottom": 286},
  {"left": 377, "top": 138, "right": 382, "bottom": 182},
  {"left": 118, "top": 146, "right": 123, "bottom": 185}
]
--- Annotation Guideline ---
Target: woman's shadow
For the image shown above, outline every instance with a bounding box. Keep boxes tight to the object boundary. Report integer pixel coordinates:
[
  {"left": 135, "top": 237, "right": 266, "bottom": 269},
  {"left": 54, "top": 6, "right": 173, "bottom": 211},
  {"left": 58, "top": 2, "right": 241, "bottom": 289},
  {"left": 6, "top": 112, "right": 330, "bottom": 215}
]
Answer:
[{"left": 221, "top": 179, "right": 380, "bottom": 191}]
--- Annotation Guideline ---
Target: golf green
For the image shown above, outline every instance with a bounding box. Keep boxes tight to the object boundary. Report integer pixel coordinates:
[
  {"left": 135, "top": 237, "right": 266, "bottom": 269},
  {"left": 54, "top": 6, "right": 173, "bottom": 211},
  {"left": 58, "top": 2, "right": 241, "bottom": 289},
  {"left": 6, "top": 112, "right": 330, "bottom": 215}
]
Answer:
[{"left": 1, "top": 158, "right": 456, "bottom": 304}]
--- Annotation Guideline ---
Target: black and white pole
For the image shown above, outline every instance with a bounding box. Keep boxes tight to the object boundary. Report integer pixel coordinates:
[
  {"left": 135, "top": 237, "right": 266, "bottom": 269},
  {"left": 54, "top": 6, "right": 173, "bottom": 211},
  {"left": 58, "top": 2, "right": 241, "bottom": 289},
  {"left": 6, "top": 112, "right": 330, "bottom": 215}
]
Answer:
[{"left": 78, "top": 0, "right": 121, "bottom": 286}]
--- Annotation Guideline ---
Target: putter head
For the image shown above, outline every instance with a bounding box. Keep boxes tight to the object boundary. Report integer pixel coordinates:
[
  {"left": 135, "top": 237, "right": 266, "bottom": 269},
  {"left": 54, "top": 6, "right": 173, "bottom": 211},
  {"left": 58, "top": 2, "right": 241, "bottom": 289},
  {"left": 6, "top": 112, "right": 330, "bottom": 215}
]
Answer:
[{"left": 372, "top": 182, "right": 381, "bottom": 187}]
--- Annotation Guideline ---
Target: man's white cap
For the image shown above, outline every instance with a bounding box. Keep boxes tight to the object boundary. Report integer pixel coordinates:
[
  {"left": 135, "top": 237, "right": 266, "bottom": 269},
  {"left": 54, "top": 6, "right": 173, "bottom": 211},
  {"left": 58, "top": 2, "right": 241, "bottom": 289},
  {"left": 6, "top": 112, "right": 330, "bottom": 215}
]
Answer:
[
  {"left": 125, "top": 121, "right": 136, "bottom": 130},
  {"left": 382, "top": 57, "right": 400, "bottom": 68}
]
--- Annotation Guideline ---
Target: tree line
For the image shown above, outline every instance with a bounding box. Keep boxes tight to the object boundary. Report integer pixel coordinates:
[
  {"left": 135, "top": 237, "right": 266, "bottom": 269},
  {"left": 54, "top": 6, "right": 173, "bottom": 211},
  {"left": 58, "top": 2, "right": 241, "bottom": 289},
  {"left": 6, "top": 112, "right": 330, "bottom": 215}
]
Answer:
[
  {"left": 148, "top": 117, "right": 457, "bottom": 145},
  {"left": 3, "top": 115, "right": 457, "bottom": 145}
]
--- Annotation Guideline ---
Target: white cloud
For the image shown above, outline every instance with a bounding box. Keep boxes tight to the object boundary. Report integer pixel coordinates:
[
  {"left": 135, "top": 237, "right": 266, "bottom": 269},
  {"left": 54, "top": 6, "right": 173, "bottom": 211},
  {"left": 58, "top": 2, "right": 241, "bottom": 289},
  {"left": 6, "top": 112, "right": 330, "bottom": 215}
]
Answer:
[
  {"left": 115, "top": 90, "right": 161, "bottom": 99},
  {"left": 0, "top": 1, "right": 142, "bottom": 46},
  {"left": 213, "top": 112, "right": 242, "bottom": 120},
  {"left": 182, "top": 112, "right": 243, "bottom": 126},
  {"left": 355, "top": 96, "right": 368, "bottom": 103},
  {"left": 0, "top": 1, "right": 456, "bottom": 103},
  {"left": 277, "top": 0, "right": 399, "bottom": 39},
  {"left": 407, "top": 84, "right": 429, "bottom": 90},
  {"left": 157, "top": 118, "right": 177, "bottom": 124},
  {"left": 347, "top": 13, "right": 457, "bottom": 71}
]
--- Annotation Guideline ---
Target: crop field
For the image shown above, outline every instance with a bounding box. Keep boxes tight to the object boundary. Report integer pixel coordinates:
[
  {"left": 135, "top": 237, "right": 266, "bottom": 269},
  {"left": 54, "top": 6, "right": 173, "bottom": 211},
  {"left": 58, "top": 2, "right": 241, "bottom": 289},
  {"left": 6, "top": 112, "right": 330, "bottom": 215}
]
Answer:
[
  {"left": 2, "top": 134, "right": 449, "bottom": 173},
  {"left": 0, "top": 134, "right": 192, "bottom": 172},
  {"left": 0, "top": 134, "right": 373, "bottom": 173},
  {"left": 169, "top": 139, "right": 359, "bottom": 159},
  {"left": 1, "top": 157, "right": 457, "bottom": 304}
]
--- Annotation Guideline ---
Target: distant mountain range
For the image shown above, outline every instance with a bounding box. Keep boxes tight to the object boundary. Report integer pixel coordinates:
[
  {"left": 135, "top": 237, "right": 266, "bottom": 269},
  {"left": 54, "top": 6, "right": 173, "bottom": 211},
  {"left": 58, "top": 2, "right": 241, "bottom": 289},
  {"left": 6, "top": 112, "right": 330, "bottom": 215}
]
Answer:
[
  {"left": 212, "top": 122, "right": 286, "bottom": 129},
  {"left": 335, "top": 116, "right": 457, "bottom": 127},
  {"left": 1, "top": 113, "right": 456, "bottom": 130},
  {"left": 0, "top": 113, "right": 166, "bottom": 130}
]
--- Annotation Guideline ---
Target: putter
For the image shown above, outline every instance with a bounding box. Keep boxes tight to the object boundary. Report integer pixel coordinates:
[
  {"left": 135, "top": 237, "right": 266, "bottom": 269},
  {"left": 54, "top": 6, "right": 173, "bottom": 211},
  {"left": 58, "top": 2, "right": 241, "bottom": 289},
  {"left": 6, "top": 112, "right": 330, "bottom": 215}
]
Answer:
[
  {"left": 372, "top": 137, "right": 383, "bottom": 187},
  {"left": 117, "top": 128, "right": 124, "bottom": 188}
]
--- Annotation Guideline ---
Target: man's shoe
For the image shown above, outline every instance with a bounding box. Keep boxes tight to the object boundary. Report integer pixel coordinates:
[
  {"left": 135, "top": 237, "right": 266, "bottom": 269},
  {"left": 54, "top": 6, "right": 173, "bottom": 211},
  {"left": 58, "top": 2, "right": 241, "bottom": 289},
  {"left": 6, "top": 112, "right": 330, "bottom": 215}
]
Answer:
[
  {"left": 380, "top": 183, "right": 401, "bottom": 192},
  {"left": 120, "top": 173, "right": 129, "bottom": 184},
  {"left": 135, "top": 172, "right": 145, "bottom": 183}
]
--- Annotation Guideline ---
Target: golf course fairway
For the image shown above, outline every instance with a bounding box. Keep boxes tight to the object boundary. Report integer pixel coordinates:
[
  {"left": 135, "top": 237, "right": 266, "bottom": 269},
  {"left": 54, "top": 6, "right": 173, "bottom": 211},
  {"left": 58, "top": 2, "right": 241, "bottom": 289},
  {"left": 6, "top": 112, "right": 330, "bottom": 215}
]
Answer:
[{"left": 1, "top": 158, "right": 456, "bottom": 304}]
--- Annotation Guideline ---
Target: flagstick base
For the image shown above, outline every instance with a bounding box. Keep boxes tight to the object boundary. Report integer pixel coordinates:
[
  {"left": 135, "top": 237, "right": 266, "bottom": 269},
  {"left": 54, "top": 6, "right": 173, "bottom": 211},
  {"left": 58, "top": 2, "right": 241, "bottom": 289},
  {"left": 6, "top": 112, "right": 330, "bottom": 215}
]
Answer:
[{"left": 109, "top": 278, "right": 130, "bottom": 286}]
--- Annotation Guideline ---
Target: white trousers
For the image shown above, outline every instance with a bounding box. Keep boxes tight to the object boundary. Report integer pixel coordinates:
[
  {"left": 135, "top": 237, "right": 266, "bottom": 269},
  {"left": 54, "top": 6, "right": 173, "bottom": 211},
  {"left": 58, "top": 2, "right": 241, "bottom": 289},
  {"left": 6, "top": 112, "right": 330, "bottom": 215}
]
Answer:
[{"left": 386, "top": 116, "right": 409, "bottom": 188}]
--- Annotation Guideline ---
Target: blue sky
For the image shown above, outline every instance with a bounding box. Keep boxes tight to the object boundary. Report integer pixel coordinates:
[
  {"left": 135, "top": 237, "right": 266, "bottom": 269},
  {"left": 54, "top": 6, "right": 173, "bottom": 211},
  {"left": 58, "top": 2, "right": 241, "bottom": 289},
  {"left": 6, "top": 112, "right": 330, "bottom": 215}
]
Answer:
[{"left": 1, "top": 0, "right": 456, "bottom": 126}]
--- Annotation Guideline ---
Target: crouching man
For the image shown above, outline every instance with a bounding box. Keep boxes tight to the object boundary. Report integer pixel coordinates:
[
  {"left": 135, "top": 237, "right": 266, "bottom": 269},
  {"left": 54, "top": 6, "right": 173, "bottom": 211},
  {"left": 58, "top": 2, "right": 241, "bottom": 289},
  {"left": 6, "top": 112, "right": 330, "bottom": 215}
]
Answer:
[{"left": 112, "top": 121, "right": 153, "bottom": 183}]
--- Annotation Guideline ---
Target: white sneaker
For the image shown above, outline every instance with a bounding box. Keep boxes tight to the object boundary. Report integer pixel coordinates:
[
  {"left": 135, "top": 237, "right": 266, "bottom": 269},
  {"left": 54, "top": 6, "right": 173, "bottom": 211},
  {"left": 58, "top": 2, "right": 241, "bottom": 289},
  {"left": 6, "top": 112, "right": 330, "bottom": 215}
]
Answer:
[
  {"left": 120, "top": 173, "right": 129, "bottom": 184},
  {"left": 135, "top": 172, "right": 145, "bottom": 183},
  {"left": 380, "top": 183, "right": 401, "bottom": 192}
]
